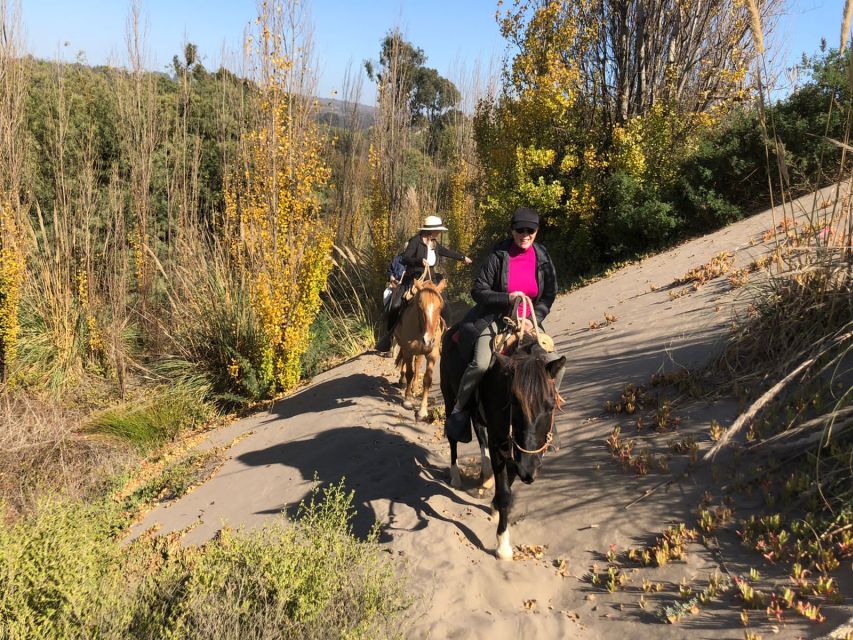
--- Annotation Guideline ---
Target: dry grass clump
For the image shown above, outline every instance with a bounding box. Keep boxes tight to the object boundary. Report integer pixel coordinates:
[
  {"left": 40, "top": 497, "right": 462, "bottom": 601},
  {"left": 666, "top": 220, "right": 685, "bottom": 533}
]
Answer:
[
  {"left": 707, "top": 202, "right": 851, "bottom": 576},
  {"left": 0, "top": 390, "right": 131, "bottom": 517},
  {"left": 674, "top": 251, "right": 735, "bottom": 287}
]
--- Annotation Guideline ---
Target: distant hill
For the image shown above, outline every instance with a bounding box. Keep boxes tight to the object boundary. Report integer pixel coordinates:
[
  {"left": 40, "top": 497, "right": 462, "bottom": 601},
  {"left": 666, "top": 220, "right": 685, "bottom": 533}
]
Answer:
[
  {"left": 315, "top": 97, "right": 375, "bottom": 130},
  {"left": 25, "top": 55, "right": 375, "bottom": 133}
]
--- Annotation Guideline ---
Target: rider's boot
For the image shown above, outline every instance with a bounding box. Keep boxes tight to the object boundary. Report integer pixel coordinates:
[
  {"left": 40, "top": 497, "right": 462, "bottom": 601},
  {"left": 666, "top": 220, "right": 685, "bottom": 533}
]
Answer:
[
  {"left": 375, "top": 332, "right": 393, "bottom": 353},
  {"left": 445, "top": 403, "right": 472, "bottom": 443}
]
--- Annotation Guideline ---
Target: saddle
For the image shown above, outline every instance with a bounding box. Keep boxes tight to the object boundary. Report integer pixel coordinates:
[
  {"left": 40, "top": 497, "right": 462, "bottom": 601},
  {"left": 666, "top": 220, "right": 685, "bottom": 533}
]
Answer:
[
  {"left": 494, "top": 295, "right": 555, "bottom": 354},
  {"left": 448, "top": 296, "right": 555, "bottom": 355}
]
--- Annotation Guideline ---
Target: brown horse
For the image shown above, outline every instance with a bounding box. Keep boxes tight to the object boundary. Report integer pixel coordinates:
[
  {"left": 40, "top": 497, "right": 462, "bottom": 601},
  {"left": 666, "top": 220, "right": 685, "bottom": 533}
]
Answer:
[{"left": 393, "top": 278, "right": 446, "bottom": 419}]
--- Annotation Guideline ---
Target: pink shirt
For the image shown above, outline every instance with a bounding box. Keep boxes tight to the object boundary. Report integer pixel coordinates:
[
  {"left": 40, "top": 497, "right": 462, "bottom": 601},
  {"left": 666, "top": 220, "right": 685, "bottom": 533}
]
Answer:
[{"left": 507, "top": 244, "right": 538, "bottom": 318}]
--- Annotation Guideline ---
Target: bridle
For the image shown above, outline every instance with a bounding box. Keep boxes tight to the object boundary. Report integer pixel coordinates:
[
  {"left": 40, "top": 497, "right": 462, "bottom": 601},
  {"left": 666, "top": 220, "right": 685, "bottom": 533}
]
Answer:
[
  {"left": 510, "top": 393, "right": 557, "bottom": 456},
  {"left": 501, "top": 295, "right": 558, "bottom": 456},
  {"left": 413, "top": 268, "right": 444, "bottom": 336}
]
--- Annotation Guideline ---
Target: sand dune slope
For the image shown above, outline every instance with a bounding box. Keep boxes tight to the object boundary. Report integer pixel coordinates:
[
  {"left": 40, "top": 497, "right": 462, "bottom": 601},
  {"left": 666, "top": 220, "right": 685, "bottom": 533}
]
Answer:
[{"left": 132, "top": 184, "right": 851, "bottom": 639}]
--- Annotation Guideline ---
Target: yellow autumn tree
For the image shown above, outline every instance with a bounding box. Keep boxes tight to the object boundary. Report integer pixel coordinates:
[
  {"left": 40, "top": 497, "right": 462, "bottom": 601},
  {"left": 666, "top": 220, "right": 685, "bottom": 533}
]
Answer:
[
  {"left": 0, "top": 200, "right": 23, "bottom": 380},
  {"left": 475, "top": 0, "right": 778, "bottom": 272},
  {"left": 224, "top": 0, "right": 333, "bottom": 391}
]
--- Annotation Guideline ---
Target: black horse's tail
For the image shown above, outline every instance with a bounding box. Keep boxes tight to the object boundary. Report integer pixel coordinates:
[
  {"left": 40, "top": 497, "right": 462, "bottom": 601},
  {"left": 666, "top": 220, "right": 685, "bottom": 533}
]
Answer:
[{"left": 439, "top": 322, "right": 464, "bottom": 407}]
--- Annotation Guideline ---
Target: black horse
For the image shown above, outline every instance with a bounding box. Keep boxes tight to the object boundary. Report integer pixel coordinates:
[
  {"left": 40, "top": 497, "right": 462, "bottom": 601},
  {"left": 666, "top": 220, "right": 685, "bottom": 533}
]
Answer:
[{"left": 440, "top": 325, "right": 566, "bottom": 560}]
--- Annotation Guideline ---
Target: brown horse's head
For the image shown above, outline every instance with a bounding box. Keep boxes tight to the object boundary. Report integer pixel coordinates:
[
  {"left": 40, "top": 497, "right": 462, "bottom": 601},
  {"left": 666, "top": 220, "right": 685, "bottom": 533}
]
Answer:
[{"left": 410, "top": 279, "right": 446, "bottom": 351}]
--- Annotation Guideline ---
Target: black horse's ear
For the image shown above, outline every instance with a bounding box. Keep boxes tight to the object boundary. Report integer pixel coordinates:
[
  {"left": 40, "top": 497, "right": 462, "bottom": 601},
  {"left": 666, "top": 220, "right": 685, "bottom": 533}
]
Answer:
[{"left": 545, "top": 356, "right": 566, "bottom": 380}]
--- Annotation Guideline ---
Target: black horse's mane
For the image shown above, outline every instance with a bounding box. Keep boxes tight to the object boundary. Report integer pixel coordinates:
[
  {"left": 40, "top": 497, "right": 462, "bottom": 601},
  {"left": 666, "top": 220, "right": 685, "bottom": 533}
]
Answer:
[{"left": 503, "top": 336, "right": 558, "bottom": 424}]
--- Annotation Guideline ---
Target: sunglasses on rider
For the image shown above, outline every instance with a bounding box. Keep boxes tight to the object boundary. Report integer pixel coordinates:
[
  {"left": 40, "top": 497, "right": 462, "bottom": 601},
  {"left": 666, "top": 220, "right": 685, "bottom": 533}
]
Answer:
[{"left": 513, "top": 227, "right": 536, "bottom": 235}]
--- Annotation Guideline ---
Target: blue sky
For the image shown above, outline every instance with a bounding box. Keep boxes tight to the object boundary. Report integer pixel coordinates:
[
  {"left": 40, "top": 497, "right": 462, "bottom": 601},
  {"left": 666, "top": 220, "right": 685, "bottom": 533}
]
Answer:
[{"left": 16, "top": 0, "right": 849, "bottom": 102}]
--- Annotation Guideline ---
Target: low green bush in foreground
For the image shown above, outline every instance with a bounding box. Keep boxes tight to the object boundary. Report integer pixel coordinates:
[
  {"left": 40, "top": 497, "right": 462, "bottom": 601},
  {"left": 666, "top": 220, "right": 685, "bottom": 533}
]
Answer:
[{"left": 0, "top": 481, "right": 407, "bottom": 639}]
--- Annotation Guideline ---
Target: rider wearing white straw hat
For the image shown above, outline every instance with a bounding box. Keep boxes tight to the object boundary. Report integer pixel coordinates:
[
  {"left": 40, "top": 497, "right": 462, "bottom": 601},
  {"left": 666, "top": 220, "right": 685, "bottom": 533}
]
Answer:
[{"left": 377, "top": 215, "right": 472, "bottom": 352}]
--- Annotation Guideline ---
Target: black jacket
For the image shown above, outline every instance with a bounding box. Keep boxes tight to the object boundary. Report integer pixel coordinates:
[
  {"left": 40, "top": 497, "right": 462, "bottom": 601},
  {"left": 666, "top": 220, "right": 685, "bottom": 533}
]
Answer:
[
  {"left": 401, "top": 234, "right": 465, "bottom": 279},
  {"left": 458, "top": 239, "right": 557, "bottom": 356}
]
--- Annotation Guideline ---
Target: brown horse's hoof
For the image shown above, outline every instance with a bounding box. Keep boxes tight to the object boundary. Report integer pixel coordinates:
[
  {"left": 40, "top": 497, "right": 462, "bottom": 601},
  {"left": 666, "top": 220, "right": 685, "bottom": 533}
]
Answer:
[{"left": 402, "top": 399, "right": 413, "bottom": 410}]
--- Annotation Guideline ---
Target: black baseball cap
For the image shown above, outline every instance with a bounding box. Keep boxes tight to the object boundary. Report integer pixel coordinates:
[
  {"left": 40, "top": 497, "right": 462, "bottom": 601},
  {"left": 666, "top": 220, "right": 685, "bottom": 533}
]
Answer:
[{"left": 510, "top": 207, "right": 539, "bottom": 230}]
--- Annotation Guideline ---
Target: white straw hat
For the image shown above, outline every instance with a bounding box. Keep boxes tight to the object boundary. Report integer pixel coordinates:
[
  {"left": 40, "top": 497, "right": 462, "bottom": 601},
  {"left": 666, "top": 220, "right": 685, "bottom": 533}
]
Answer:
[{"left": 419, "top": 215, "right": 448, "bottom": 231}]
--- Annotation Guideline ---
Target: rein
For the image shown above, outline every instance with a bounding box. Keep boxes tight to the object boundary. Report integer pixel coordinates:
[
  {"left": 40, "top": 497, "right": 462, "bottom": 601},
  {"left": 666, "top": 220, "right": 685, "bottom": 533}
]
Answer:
[
  {"left": 418, "top": 263, "right": 433, "bottom": 283},
  {"left": 508, "top": 294, "right": 542, "bottom": 342}
]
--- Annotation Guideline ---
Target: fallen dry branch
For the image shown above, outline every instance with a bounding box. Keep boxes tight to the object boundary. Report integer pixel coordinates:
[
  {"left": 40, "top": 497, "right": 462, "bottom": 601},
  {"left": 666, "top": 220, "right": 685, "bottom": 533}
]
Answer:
[
  {"left": 706, "top": 328, "right": 853, "bottom": 459},
  {"left": 746, "top": 406, "right": 853, "bottom": 454},
  {"left": 704, "top": 354, "right": 818, "bottom": 459}
]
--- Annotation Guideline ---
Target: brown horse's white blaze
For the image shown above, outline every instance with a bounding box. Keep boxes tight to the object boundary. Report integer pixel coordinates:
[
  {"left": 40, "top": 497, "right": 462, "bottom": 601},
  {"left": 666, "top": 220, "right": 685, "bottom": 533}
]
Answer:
[{"left": 393, "top": 279, "right": 446, "bottom": 419}]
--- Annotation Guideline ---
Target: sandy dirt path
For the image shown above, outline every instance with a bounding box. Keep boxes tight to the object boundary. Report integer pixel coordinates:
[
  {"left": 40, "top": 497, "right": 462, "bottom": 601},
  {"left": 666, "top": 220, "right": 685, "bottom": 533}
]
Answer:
[{"left": 132, "top": 185, "right": 851, "bottom": 639}]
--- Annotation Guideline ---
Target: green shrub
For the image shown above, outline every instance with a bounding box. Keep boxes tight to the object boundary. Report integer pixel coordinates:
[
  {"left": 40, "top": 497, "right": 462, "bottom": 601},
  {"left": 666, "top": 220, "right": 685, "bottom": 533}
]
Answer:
[
  {"left": 0, "top": 481, "right": 408, "bottom": 639},
  {"left": 301, "top": 308, "right": 374, "bottom": 379},
  {"left": 0, "top": 499, "right": 134, "bottom": 639},
  {"left": 87, "top": 383, "right": 214, "bottom": 451},
  {"left": 163, "top": 481, "right": 407, "bottom": 639},
  {"left": 601, "top": 172, "right": 682, "bottom": 257},
  {"left": 164, "top": 248, "right": 275, "bottom": 408}
]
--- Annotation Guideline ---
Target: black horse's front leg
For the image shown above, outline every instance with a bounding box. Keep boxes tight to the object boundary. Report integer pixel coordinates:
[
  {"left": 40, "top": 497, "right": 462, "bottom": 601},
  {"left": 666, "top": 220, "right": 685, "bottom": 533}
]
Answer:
[
  {"left": 448, "top": 438, "right": 461, "bottom": 488},
  {"left": 490, "top": 443, "right": 515, "bottom": 560}
]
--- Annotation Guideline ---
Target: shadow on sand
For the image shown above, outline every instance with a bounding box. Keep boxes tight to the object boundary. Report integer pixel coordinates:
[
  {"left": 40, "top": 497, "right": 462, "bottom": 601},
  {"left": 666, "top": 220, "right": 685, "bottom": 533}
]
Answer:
[{"left": 238, "top": 379, "right": 489, "bottom": 550}]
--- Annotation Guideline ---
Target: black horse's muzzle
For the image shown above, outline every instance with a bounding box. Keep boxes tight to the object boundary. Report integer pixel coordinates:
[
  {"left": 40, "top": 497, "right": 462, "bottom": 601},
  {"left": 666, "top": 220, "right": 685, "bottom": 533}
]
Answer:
[{"left": 513, "top": 450, "right": 542, "bottom": 484}]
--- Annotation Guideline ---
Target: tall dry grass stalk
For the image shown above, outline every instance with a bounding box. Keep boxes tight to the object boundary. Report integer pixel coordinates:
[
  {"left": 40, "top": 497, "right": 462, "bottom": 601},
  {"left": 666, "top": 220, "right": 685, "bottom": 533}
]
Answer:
[
  {"left": 0, "top": 0, "right": 27, "bottom": 381},
  {"left": 332, "top": 62, "right": 370, "bottom": 247},
  {"left": 103, "top": 165, "right": 132, "bottom": 395},
  {"left": 746, "top": 0, "right": 765, "bottom": 55},
  {"left": 842, "top": 0, "right": 853, "bottom": 53},
  {"left": 115, "top": 2, "right": 160, "bottom": 325},
  {"left": 368, "top": 27, "right": 416, "bottom": 272},
  {"left": 165, "top": 42, "right": 203, "bottom": 251},
  {"left": 16, "top": 60, "right": 99, "bottom": 388},
  {"left": 0, "top": 0, "right": 27, "bottom": 205},
  {"left": 438, "top": 57, "right": 496, "bottom": 295},
  {"left": 321, "top": 244, "right": 380, "bottom": 356}
]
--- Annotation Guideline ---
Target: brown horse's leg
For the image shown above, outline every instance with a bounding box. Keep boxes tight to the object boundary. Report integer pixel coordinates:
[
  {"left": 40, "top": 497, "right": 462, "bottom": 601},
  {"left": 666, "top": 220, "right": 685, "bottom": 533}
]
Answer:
[
  {"left": 397, "top": 357, "right": 406, "bottom": 387},
  {"left": 418, "top": 349, "right": 437, "bottom": 420},
  {"left": 412, "top": 354, "right": 422, "bottom": 395},
  {"left": 402, "top": 354, "right": 415, "bottom": 410}
]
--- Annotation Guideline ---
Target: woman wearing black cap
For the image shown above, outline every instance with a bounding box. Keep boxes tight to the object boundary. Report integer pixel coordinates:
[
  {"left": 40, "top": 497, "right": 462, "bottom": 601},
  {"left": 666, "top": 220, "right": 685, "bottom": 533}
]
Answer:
[{"left": 445, "top": 206, "right": 564, "bottom": 440}]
